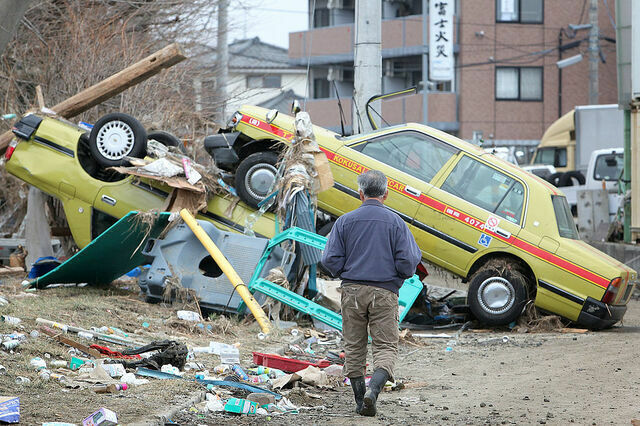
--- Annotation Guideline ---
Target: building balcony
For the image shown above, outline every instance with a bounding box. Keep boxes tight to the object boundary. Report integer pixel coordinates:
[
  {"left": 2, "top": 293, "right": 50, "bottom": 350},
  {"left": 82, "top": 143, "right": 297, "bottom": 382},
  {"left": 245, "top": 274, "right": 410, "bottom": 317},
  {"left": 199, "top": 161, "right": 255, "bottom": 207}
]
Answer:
[{"left": 289, "top": 14, "right": 458, "bottom": 66}]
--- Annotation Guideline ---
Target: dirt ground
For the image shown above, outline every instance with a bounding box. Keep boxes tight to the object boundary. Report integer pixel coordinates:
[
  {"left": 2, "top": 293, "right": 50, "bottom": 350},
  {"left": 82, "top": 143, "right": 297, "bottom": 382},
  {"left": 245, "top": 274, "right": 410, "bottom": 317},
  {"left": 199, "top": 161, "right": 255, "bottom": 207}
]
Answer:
[{"left": 1, "top": 275, "right": 640, "bottom": 425}]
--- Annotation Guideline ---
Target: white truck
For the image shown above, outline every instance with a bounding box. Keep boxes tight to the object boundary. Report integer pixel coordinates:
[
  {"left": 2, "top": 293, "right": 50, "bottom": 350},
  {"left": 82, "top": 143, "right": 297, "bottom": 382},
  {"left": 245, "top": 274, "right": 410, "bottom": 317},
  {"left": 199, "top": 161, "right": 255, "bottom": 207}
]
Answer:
[
  {"left": 561, "top": 148, "right": 623, "bottom": 237},
  {"left": 531, "top": 104, "right": 624, "bottom": 184}
]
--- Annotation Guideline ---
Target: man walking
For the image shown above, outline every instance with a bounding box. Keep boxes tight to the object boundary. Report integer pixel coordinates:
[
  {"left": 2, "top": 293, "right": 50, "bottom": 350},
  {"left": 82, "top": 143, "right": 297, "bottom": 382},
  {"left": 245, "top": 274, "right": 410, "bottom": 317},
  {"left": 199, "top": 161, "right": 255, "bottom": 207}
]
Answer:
[{"left": 321, "top": 170, "right": 422, "bottom": 416}]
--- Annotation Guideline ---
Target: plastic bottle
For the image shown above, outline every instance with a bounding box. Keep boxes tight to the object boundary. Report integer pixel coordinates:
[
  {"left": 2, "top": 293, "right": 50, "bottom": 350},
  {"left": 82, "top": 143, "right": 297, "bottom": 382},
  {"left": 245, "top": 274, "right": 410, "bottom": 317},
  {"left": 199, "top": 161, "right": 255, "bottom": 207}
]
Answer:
[
  {"left": 231, "top": 364, "right": 249, "bottom": 381},
  {"left": 30, "top": 357, "right": 47, "bottom": 371},
  {"left": 77, "top": 331, "right": 94, "bottom": 340},
  {"left": 15, "top": 376, "right": 30, "bottom": 384},
  {"left": 248, "top": 366, "right": 285, "bottom": 378},
  {"left": 50, "top": 360, "right": 67, "bottom": 368},
  {"left": 38, "top": 370, "right": 51, "bottom": 381},
  {"left": 0, "top": 364, "right": 6, "bottom": 375},
  {"left": 1, "top": 315, "right": 21, "bottom": 325},
  {"left": 93, "top": 383, "right": 127, "bottom": 394},
  {"left": 2, "top": 340, "right": 21, "bottom": 350}
]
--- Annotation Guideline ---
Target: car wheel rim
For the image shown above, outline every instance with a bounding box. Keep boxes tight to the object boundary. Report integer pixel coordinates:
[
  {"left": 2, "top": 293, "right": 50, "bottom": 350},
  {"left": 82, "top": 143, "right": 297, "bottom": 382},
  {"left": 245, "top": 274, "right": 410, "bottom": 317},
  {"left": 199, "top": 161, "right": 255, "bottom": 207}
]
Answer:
[
  {"left": 96, "top": 120, "right": 135, "bottom": 160},
  {"left": 245, "top": 163, "right": 277, "bottom": 200},
  {"left": 477, "top": 276, "right": 515, "bottom": 315}
]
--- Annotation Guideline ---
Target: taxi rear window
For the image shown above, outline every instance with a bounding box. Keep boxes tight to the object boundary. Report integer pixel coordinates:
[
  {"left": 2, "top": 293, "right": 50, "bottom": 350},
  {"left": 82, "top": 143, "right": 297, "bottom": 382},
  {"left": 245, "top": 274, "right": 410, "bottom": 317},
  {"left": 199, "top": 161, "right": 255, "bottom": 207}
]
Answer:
[{"left": 552, "top": 195, "right": 579, "bottom": 239}]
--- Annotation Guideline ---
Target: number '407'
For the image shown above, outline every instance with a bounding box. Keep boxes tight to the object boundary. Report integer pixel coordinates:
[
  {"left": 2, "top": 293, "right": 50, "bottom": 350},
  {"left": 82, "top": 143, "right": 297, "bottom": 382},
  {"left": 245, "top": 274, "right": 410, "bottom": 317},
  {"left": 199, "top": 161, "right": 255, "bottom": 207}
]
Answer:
[{"left": 464, "top": 216, "right": 483, "bottom": 228}]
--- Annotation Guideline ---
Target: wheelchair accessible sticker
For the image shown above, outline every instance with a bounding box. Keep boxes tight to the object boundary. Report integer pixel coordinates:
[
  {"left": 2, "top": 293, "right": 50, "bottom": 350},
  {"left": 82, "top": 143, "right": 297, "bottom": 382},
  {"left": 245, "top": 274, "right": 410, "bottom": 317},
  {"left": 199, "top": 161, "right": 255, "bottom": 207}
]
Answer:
[{"left": 478, "top": 233, "right": 492, "bottom": 248}]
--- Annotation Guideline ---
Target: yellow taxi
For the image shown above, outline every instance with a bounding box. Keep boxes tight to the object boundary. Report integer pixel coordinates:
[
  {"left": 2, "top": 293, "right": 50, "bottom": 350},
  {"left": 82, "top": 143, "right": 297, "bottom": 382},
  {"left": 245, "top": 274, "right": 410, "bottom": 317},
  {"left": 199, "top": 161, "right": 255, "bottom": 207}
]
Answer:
[{"left": 206, "top": 105, "right": 637, "bottom": 329}]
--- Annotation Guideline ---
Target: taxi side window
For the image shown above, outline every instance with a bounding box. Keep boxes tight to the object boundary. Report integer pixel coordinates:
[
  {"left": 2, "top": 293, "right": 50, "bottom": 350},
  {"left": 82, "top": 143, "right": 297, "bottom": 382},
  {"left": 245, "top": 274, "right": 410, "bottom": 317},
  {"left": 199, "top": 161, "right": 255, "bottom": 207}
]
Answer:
[
  {"left": 356, "top": 131, "right": 457, "bottom": 183},
  {"left": 441, "top": 155, "right": 525, "bottom": 224}
]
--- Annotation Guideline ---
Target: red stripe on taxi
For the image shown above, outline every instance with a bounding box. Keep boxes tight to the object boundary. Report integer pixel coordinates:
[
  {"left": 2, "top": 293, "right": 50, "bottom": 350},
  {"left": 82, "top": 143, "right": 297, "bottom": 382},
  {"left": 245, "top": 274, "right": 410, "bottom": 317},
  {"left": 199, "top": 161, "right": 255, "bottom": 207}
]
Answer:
[{"left": 240, "top": 114, "right": 294, "bottom": 141}]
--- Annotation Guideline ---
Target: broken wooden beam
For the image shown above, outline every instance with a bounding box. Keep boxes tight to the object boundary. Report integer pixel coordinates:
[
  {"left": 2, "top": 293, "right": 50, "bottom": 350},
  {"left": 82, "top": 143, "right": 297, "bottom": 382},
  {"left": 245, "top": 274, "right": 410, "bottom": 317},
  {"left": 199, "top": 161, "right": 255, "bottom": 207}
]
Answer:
[
  {"left": 39, "top": 325, "right": 104, "bottom": 358},
  {"left": 0, "top": 43, "right": 186, "bottom": 154}
]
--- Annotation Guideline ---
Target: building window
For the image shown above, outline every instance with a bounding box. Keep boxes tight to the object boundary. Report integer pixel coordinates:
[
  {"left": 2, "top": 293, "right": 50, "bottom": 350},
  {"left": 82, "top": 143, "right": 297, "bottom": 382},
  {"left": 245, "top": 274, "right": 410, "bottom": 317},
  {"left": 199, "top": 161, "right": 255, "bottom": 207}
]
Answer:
[
  {"left": 313, "top": 78, "right": 330, "bottom": 99},
  {"left": 314, "top": 8, "right": 330, "bottom": 28},
  {"left": 496, "top": 67, "right": 542, "bottom": 101},
  {"left": 263, "top": 76, "right": 281, "bottom": 88},
  {"left": 496, "top": 0, "right": 543, "bottom": 23},
  {"left": 246, "top": 75, "right": 281, "bottom": 89}
]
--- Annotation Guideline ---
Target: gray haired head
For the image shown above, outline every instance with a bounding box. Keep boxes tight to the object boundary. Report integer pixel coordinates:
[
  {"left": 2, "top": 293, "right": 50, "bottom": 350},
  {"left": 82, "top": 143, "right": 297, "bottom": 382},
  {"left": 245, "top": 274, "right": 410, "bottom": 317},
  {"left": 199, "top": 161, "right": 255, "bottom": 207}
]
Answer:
[{"left": 357, "top": 170, "right": 388, "bottom": 198}]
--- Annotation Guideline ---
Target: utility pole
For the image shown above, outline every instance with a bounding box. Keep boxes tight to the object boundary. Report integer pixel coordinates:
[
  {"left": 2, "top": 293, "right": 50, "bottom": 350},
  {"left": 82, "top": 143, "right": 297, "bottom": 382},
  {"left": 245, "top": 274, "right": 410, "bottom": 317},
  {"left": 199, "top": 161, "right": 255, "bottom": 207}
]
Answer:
[
  {"left": 217, "top": 0, "right": 229, "bottom": 121},
  {"left": 588, "top": 0, "right": 599, "bottom": 105},
  {"left": 422, "top": 0, "right": 428, "bottom": 125},
  {"left": 353, "top": 0, "right": 381, "bottom": 134}
]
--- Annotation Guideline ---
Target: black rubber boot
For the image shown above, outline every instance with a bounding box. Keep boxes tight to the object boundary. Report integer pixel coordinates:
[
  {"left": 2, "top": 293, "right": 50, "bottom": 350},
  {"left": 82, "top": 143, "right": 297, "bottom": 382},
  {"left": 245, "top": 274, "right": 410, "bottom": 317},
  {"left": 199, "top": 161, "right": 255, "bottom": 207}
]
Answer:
[
  {"left": 361, "top": 368, "right": 389, "bottom": 416},
  {"left": 351, "top": 376, "right": 366, "bottom": 414}
]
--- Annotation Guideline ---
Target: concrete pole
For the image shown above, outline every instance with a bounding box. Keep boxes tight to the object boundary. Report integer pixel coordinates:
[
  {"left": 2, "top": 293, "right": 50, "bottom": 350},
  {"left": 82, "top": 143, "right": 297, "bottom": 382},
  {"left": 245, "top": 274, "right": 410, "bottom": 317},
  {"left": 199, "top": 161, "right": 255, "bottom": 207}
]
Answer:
[
  {"left": 353, "top": 0, "right": 381, "bottom": 134},
  {"left": 422, "top": 0, "right": 428, "bottom": 125},
  {"left": 624, "top": 109, "right": 631, "bottom": 242},
  {"left": 217, "top": 0, "right": 229, "bottom": 122},
  {"left": 588, "top": 0, "right": 599, "bottom": 105},
  {"left": 25, "top": 187, "right": 54, "bottom": 270}
]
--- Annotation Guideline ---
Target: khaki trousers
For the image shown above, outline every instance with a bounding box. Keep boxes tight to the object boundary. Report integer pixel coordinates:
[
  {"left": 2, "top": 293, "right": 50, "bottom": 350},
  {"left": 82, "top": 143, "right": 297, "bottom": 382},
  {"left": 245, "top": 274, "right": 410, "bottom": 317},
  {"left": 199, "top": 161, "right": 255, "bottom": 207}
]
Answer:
[{"left": 341, "top": 283, "right": 399, "bottom": 381}]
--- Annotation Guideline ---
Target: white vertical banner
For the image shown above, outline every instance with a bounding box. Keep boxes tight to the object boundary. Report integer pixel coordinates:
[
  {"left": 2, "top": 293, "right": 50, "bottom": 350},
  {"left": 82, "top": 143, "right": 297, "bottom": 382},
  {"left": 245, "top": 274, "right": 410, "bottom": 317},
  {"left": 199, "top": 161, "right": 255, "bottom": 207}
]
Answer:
[{"left": 429, "top": 0, "right": 454, "bottom": 81}]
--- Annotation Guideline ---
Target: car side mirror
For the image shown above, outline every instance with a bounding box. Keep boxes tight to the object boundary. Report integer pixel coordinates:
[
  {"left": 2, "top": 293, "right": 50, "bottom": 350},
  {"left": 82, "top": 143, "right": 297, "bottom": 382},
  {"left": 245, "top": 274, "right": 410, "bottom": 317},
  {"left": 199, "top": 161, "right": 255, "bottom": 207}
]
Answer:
[{"left": 266, "top": 109, "right": 279, "bottom": 124}]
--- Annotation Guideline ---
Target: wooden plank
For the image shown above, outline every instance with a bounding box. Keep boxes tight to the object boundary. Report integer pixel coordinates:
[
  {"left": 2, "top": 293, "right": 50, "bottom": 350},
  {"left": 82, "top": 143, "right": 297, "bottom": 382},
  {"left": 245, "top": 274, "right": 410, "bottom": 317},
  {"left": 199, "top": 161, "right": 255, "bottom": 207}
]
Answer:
[
  {"left": 39, "top": 325, "right": 103, "bottom": 358},
  {"left": 557, "top": 327, "right": 589, "bottom": 334},
  {"left": 0, "top": 43, "right": 186, "bottom": 154}
]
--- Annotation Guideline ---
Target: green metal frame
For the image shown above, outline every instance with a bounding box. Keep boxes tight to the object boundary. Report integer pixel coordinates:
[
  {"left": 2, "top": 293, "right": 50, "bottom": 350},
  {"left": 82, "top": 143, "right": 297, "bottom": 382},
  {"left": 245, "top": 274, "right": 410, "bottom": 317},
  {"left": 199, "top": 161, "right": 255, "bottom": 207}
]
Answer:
[{"left": 244, "top": 226, "right": 424, "bottom": 331}]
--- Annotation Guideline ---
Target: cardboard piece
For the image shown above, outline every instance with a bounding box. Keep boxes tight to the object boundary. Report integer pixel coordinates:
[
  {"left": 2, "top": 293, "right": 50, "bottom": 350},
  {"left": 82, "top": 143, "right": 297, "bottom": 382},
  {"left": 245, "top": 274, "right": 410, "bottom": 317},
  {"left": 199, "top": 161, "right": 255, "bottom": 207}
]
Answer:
[
  {"left": 82, "top": 408, "right": 118, "bottom": 426},
  {"left": 312, "top": 151, "right": 334, "bottom": 193},
  {"left": 270, "top": 365, "right": 328, "bottom": 390},
  {"left": 0, "top": 396, "right": 19, "bottom": 423}
]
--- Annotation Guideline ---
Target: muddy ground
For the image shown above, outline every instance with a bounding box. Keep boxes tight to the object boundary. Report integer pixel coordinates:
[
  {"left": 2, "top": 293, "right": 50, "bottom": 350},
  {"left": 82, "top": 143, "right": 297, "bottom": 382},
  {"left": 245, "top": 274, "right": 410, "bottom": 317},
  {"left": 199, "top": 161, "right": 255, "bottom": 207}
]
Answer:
[{"left": 1, "top": 276, "right": 639, "bottom": 425}]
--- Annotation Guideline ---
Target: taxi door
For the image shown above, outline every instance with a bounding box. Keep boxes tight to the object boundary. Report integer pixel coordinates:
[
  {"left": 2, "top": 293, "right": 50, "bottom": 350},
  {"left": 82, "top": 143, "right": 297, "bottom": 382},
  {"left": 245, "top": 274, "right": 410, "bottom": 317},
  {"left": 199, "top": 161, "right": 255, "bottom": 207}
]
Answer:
[{"left": 417, "top": 153, "right": 526, "bottom": 275}]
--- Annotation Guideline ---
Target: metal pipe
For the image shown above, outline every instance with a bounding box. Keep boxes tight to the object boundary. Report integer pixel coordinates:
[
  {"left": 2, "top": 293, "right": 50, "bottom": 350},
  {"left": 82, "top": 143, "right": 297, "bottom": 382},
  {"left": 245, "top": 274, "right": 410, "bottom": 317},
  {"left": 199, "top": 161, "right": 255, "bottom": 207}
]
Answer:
[
  {"left": 558, "top": 30, "right": 563, "bottom": 118},
  {"left": 179, "top": 209, "right": 272, "bottom": 334}
]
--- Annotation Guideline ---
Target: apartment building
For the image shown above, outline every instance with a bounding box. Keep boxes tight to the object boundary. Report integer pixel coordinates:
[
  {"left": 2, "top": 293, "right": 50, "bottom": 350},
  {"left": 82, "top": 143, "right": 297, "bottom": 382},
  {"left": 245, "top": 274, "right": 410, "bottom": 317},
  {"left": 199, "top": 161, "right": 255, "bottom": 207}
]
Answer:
[{"left": 288, "top": 0, "right": 618, "bottom": 150}]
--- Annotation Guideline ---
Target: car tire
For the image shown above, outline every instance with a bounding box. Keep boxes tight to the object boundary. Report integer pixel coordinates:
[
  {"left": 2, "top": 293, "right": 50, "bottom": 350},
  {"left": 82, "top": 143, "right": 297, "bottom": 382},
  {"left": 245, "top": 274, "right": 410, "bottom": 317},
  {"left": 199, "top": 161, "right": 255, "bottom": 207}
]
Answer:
[
  {"left": 547, "top": 172, "right": 563, "bottom": 187},
  {"left": 148, "top": 130, "right": 187, "bottom": 154},
  {"left": 89, "top": 112, "right": 147, "bottom": 167},
  {"left": 235, "top": 151, "right": 279, "bottom": 208},
  {"left": 558, "top": 171, "right": 585, "bottom": 187},
  {"left": 467, "top": 263, "right": 529, "bottom": 326}
]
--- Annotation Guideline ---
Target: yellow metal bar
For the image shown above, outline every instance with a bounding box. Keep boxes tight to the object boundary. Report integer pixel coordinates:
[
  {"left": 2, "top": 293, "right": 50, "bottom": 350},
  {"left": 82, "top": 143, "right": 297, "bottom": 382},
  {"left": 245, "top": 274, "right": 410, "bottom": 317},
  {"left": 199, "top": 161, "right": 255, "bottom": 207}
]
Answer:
[{"left": 179, "top": 209, "right": 272, "bottom": 334}]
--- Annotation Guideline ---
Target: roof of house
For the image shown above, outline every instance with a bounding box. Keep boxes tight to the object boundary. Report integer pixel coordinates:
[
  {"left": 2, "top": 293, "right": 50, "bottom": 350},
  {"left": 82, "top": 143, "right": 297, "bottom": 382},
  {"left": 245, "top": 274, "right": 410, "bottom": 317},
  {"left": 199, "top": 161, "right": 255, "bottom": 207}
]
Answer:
[
  {"left": 229, "top": 37, "right": 302, "bottom": 70},
  {"left": 258, "top": 89, "right": 305, "bottom": 112}
]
